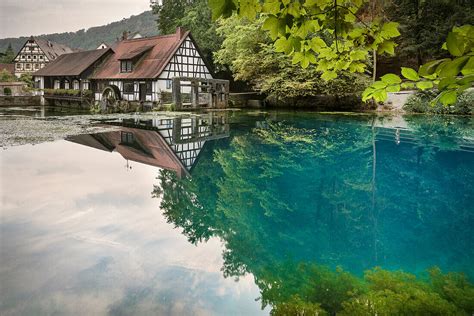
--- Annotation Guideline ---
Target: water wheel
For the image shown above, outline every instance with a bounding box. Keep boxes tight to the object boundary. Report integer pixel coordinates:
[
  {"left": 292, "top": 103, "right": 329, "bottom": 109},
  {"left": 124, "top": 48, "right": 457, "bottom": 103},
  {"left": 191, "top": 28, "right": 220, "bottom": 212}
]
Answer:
[{"left": 101, "top": 85, "right": 121, "bottom": 109}]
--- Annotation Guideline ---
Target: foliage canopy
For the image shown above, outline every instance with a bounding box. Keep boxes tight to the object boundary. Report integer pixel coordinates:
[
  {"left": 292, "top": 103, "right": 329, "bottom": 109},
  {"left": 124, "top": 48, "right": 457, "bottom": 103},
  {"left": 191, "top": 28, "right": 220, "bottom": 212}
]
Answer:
[{"left": 208, "top": 0, "right": 473, "bottom": 105}]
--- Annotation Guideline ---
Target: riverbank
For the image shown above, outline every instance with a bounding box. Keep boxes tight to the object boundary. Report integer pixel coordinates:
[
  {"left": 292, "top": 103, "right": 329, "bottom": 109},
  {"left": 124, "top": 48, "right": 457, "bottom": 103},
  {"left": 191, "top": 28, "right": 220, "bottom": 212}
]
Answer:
[{"left": 0, "top": 95, "right": 41, "bottom": 107}]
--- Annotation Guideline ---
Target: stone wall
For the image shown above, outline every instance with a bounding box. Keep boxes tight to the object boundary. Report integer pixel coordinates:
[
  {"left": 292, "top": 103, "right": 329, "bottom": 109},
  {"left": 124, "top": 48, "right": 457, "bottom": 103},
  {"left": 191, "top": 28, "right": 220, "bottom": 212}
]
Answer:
[{"left": 0, "top": 96, "right": 42, "bottom": 106}]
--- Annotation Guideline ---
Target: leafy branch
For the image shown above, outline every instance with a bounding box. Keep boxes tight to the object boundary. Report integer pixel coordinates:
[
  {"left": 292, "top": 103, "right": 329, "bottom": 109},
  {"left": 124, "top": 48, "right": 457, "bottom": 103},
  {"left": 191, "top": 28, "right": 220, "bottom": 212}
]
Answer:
[
  {"left": 209, "top": 0, "right": 400, "bottom": 81},
  {"left": 363, "top": 25, "right": 474, "bottom": 106}
]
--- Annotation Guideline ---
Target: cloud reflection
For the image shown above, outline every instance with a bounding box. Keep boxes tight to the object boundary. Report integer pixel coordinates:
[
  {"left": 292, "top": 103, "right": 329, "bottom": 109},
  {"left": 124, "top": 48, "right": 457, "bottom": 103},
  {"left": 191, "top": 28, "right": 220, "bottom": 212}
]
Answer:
[{"left": 0, "top": 140, "right": 264, "bottom": 315}]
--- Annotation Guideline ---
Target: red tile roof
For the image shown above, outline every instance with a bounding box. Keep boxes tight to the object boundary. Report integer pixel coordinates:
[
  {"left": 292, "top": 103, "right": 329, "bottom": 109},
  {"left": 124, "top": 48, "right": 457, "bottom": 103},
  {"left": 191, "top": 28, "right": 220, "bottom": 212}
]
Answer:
[
  {"left": 35, "top": 48, "right": 112, "bottom": 76},
  {"left": 91, "top": 28, "right": 190, "bottom": 80},
  {"left": 68, "top": 128, "right": 189, "bottom": 177},
  {"left": 0, "top": 63, "right": 14, "bottom": 74},
  {"left": 33, "top": 37, "right": 76, "bottom": 60}
]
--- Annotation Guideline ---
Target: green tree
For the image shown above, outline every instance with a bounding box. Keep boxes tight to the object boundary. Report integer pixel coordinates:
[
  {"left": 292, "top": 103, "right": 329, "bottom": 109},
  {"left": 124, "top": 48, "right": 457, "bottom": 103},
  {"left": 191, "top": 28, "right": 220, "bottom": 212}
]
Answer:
[
  {"left": 152, "top": 0, "right": 221, "bottom": 63},
  {"left": 215, "top": 15, "right": 371, "bottom": 102},
  {"left": 1, "top": 44, "right": 15, "bottom": 63},
  {"left": 153, "top": 0, "right": 190, "bottom": 35},
  {"left": 19, "top": 73, "right": 34, "bottom": 88},
  {"left": 209, "top": 0, "right": 473, "bottom": 105},
  {"left": 209, "top": 0, "right": 401, "bottom": 75},
  {"left": 385, "top": 0, "right": 474, "bottom": 67},
  {"left": 0, "top": 69, "right": 16, "bottom": 82}
]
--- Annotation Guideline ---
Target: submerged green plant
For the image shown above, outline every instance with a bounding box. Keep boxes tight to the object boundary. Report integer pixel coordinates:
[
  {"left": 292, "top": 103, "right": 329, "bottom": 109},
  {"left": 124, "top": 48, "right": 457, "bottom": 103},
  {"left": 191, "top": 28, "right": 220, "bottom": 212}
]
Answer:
[{"left": 152, "top": 113, "right": 474, "bottom": 315}]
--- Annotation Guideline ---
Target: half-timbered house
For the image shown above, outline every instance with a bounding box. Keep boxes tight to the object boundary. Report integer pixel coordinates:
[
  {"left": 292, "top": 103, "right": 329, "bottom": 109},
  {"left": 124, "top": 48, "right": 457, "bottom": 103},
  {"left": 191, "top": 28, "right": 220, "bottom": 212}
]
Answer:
[
  {"left": 13, "top": 37, "right": 74, "bottom": 77},
  {"left": 34, "top": 27, "right": 229, "bottom": 108},
  {"left": 89, "top": 27, "right": 213, "bottom": 102},
  {"left": 34, "top": 48, "right": 114, "bottom": 97},
  {"left": 67, "top": 113, "right": 229, "bottom": 177}
]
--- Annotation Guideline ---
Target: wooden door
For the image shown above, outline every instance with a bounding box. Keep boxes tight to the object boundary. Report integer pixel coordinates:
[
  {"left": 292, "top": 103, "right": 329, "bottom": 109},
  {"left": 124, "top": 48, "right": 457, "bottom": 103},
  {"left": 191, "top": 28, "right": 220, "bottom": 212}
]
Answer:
[{"left": 139, "top": 83, "right": 146, "bottom": 101}]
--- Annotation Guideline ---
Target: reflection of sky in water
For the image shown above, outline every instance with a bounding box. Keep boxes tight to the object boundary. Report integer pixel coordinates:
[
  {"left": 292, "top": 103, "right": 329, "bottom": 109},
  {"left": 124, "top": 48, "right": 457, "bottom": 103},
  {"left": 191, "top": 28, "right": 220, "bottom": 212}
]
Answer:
[{"left": 0, "top": 141, "right": 265, "bottom": 315}]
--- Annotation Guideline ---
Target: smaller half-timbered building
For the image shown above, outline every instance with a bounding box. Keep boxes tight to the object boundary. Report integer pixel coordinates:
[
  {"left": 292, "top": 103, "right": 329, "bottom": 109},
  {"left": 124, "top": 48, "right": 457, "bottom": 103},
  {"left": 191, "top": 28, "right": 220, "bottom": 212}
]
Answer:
[
  {"left": 35, "top": 48, "right": 113, "bottom": 93},
  {"left": 13, "top": 37, "right": 74, "bottom": 77}
]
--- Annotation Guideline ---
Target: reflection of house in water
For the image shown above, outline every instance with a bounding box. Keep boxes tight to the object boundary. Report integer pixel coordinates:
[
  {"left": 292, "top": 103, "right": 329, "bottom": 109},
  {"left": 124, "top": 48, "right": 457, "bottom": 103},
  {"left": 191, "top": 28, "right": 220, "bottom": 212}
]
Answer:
[{"left": 68, "top": 113, "right": 229, "bottom": 177}]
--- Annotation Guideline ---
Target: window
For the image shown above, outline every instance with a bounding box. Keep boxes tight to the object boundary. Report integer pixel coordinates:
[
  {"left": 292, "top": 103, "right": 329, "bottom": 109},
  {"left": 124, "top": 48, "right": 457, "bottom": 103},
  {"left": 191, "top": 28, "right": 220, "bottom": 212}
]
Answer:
[
  {"left": 64, "top": 80, "right": 69, "bottom": 89},
  {"left": 33, "top": 55, "right": 37, "bottom": 60},
  {"left": 33, "top": 63, "right": 39, "bottom": 70},
  {"left": 26, "top": 55, "right": 31, "bottom": 60},
  {"left": 54, "top": 80, "right": 60, "bottom": 89},
  {"left": 166, "top": 79, "right": 172, "bottom": 89},
  {"left": 39, "top": 55, "right": 43, "bottom": 61},
  {"left": 123, "top": 82, "right": 134, "bottom": 94},
  {"left": 20, "top": 55, "right": 25, "bottom": 60},
  {"left": 83, "top": 80, "right": 90, "bottom": 90},
  {"left": 120, "top": 60, "right": 133, "bottom": 73},
  {"left": 25, "top": 63, "right": 31, "bottom": 70},
  {"left": 73, "top": 80, "right": 79, "bottom": 90},
  {"left": 121, "top": 132, "right": 134, "bottom": 144},
  {"left": 94, "top": 81, "right": 106, "bottom": 93}
]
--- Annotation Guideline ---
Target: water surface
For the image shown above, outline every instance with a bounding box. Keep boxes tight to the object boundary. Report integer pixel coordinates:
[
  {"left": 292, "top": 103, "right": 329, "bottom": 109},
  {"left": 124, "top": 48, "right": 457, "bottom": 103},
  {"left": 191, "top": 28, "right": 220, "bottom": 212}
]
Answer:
[{"left": 1, "top": 109, "right": 473, "bottom": 315}]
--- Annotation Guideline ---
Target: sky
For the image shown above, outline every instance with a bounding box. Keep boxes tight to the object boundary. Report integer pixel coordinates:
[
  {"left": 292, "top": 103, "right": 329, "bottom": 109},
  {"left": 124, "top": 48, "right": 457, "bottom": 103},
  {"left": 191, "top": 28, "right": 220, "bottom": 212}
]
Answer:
[{"left": 0, "top": 0, "right": 152, "bottom": 39}]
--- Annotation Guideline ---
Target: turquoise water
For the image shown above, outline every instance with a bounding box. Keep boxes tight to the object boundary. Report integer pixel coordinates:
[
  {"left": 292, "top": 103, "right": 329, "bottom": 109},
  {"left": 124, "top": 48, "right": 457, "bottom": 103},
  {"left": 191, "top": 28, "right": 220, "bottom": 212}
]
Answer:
[{"left": 1, "top": 110, "right": 473, "bottom": 314}]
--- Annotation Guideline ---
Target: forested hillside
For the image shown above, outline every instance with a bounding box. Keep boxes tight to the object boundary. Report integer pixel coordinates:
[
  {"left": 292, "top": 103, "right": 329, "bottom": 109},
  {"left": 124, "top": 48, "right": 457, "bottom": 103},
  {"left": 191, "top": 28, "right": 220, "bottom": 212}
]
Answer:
[{"left": 0, "top": 11, "right": 158, "bottom": 53}]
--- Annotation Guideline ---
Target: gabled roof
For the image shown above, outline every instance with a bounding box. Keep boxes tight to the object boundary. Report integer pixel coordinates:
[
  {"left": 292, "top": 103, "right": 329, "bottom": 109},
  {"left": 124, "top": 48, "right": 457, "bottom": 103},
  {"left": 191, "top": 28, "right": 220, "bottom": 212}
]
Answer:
[
  {"left": 118, "top": 45, "right": 154, "bottom": 60},
  {"left": 91, "top": 28, "right": 190, "bottom": 80},
  {"left": 0, "top": 63, "right": 14, "bottom": 74},
  {"left": 67, "top": 128, "right": 189, "bottom": 177},
  {"left": 35, "top": 48, "right": 112, "bottom": 76},
  {"left": 33, "top": 37, "right": 75, "bottom": 60}
]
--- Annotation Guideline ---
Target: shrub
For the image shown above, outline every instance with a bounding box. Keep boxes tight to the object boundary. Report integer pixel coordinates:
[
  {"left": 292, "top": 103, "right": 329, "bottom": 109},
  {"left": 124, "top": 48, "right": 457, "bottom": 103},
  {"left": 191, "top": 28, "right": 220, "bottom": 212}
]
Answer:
[
  {"left": 0, "top": 69, "right": 16, "bottom": 82},
  {"left": 43, "top": 88, "right": 93, "bottom": 98},
  {"left": 3, "top": 87, "right": 12, "bottom": 95},
  {"left": 404, "top": 90, "right": 474, "bottom": 115}
]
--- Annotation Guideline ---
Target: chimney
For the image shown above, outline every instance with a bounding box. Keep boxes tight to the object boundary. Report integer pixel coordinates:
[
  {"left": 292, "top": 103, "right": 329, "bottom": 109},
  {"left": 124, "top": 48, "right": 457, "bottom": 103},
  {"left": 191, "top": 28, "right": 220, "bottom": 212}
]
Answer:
[
  {"left": 122, "top": 31, "right": 129, "bottom": 41},
  {"left": 176, "top": 27, "right": 186, "bottom": 39}
]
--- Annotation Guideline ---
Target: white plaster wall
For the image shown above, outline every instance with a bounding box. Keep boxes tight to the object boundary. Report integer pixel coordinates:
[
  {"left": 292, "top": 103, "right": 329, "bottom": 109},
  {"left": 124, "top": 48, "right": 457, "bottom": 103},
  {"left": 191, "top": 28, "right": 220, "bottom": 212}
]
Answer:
[{"left": 385, "top": 91, "right": 416, "bottom": 110}]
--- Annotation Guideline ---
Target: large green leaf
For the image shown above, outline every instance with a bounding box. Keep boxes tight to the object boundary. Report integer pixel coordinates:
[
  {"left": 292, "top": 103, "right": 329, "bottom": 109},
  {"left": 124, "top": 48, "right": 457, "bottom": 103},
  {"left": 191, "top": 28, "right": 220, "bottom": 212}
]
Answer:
[
  {"left": 309, "top": 37, "right": 327, "bottom": 52},
  {"left": 349, "top": 50, "right": 366, "bottom": 61},
  {"left": 377, "top": 40, "right": 396, "bottom": 55},
  {"left": 438, "top": 56, "right": 469, "bottom": 78},
  {"left": 446, "top": 32, "right": 464, "bottom": 57},
  {"left": 380, "top": 22, "right": 400, "bottom": 39},
  {"left": 262, "top": 0, "right": 281, "bottom": 15},
  {"left": 401, "top": 67, "right": 420, "bottom": 81},
  {"left": 386, "top": 84, "right": 401, "bottom": 92},
  {"left": 381, "top": 74, "right": 402, "bottom": 84},
  {"left": 438, "top": 77, "right": 456, "bottom": 90},
  {"left": 461, "top": 56, "right": 474, "bottom": 76},
  {"left": 262, "top": 16, "right": 284, "bottom": 39},
  {"left": 438, "top": 90, "right": 458, "bottom": 105},
  {"left": 419, "top": 59, "right": 449, "bottom": 77},
  {"left": 416, "top": 81, "right": 434, "bottom": 91},
  {"left": 239, "top": 0, "right": 260, "bottom": 20},
  {"left": 209, "top": 0, "right": 236, "bottom": 20}
]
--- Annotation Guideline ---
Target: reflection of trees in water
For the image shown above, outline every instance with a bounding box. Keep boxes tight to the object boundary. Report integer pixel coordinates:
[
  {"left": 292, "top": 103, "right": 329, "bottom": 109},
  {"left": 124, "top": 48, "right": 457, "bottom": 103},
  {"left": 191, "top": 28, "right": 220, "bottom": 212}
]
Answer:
[{"left": 152, "top": 115, "right": 474, "bottom": 315}]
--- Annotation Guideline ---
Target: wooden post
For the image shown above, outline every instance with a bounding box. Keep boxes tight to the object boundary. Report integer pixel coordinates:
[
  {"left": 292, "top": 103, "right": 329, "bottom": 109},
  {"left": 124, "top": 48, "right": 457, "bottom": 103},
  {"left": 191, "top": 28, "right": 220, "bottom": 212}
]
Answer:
[
  {"left": 172, "top": 77, "right": 182, "bottom": 110},
  {"left": 191, "top": 79, "right": 199, "bottom": 108},
  {"left": 172, "top": 117, "right": 182, "bottom": 143}
]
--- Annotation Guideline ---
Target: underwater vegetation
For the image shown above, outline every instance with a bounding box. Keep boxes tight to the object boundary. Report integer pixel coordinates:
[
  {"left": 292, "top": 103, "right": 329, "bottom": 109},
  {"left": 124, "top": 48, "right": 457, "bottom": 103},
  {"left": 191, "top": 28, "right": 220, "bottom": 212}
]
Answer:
[{"left": 152, "top": 113, "right": 474, "bottom": 315}]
